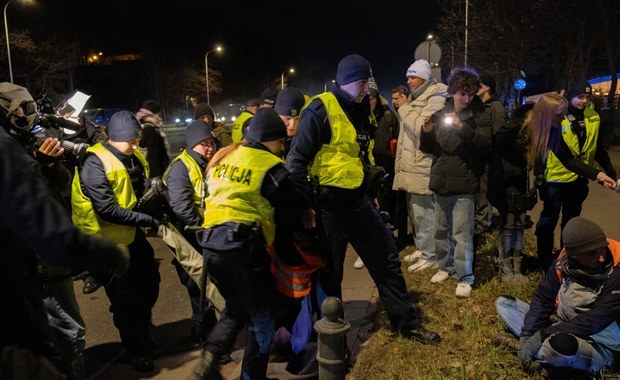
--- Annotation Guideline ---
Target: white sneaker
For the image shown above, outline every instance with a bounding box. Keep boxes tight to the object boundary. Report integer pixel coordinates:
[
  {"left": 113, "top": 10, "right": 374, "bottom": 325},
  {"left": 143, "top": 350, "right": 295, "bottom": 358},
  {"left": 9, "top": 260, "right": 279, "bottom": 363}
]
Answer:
[
  {"left": 353, "top": 257, "right": 365, "bottom": 269},
  {"left": 430, "top": 270, "right": 450, "bottom": 284},
  {"left": 407, "top": 259, "right": 437, "bottom": 272},
  {"left": 403, "top": 250, "right": 423, "bottom": 263},
  {"left": 455, "top": 282, "right": 473, "bottom": 298}
]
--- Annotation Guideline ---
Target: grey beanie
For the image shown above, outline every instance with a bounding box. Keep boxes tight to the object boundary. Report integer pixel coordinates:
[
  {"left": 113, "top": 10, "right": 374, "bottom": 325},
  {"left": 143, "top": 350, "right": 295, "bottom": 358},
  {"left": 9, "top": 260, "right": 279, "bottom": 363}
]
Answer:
[
  {"left": 108, "top": 111, "right": 141, "bottom": 142},
  {"left": 562, "top": 217, "right": 608, "bottom": 257},
  {"left": 185, "top": 120, "right": 215, "bottom": 149}
]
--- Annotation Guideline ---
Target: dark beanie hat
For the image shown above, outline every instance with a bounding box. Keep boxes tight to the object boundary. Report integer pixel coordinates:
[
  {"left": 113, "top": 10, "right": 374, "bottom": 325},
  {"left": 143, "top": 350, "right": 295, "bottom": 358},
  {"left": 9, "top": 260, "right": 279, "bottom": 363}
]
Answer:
[
  {"left": 274, "top": 87, "right": 306, "bottom": 117},
  {"left": 336, "top": 54, "right": 371, "bottom": 85},
  {"left": 562, "top": 217, "right": 608, "bottom": 257},
  {"left": 566, "top": 79, "right": 592, "bottom": 101},
  {"left": 479, "top": 74, "right": 496, "bottom": 92},
  {"left": 245, "top": 108, "right": 287, "bottom": 143},
  {"left": 260, "top": 88, "right": 279, "bottom": 106},
  {"left": 107, "top": 111, "right": 141, "bottom": 142},
  {"left": 369, "top": 88, "right": 380, "bottom": 98},
  {"left": 246, "top": 98, "right": 261, "bottom": 107},
  {"left": 185, "top": 119, "right": 215, "bottom": 149},
  {"left": 194, "top": 103, "right": 215, "bottom": 120},
  {"left": 141, "top": 99, "right": 162, "bottom": 114}
]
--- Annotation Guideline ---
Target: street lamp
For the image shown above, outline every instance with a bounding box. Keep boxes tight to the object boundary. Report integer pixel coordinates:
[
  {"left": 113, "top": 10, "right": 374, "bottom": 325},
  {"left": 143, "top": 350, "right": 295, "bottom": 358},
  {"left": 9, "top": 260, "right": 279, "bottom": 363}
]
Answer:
[
  {"left": 281, "top": 68, "right": 294, "bottom": 90},
  {"left": 324, "top": 79, "right": 335, "bottom": 92},
  {"left": 205, "top": 45, "right": 222, "bottom": 104},
  {"left": 4, "top": 0, "right": 29, "bottom": 83}
]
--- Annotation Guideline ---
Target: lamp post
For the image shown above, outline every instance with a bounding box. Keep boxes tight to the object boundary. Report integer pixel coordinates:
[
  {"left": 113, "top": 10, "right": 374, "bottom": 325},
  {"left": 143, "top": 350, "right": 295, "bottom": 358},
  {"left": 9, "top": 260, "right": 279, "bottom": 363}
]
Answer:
[
  {"left": 205, "top": 45, "right": 222, "bottom": 105},
  {"left": 281, "top": 68, "right": 294, "bottom": 90},
  {"left": 4, "top": 0, "right": 27, "bottom": 83},
  {"left": 324, "top": 79, "right": 335, "bottom": 92}
]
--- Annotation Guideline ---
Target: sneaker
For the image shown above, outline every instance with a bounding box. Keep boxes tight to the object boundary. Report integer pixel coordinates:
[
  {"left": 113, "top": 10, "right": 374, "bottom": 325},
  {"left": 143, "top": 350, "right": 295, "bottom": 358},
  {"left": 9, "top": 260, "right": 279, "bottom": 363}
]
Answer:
[
  {"left": 407, "top": 259, "right": 437, "bottom": 272},
  {"left": 455, "top": 282, "right": 472, "bottom": 298},
  {"left": 403, "top": 250, "right": 423, "bottom": 263},
  {"left": 430, "top": 270, "right": 450, "bottom": 284},
  {"left": 353, "top": 257, "right": 365, "bottom": 269}
]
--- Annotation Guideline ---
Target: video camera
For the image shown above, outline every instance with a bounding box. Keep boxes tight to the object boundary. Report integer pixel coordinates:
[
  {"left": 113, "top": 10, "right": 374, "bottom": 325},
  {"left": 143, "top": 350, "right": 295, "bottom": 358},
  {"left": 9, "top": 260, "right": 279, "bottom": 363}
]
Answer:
[{"left": 0, "top": 83, "right": 94, "bottom": 161}]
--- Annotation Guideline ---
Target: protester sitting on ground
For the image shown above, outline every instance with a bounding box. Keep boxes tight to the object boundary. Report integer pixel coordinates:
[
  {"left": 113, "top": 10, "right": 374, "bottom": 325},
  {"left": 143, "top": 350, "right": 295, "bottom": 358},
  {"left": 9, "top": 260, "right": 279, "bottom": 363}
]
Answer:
[{"left": 495, "top": 217, "right": 620, "bottom": 377}]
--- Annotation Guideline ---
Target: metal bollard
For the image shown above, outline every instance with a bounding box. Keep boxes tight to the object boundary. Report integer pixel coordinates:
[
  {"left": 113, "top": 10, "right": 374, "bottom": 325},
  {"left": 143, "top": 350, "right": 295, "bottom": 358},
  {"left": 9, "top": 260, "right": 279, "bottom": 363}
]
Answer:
[{"left": 314, "top": 296, "right": 351, "bottom": 380}]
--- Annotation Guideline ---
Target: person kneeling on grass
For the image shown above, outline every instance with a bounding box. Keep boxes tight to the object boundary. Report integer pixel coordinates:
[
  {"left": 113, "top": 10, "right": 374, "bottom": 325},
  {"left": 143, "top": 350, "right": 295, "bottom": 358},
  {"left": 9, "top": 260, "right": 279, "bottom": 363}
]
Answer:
[{"left": 494, "top": 217, "right": 620, "bottom": 377}]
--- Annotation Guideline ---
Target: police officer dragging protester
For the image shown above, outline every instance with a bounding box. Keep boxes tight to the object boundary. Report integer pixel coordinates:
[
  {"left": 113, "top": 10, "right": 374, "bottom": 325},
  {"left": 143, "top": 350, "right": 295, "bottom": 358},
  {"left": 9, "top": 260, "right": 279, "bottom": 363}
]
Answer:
[
  {"left": 162, "top": 119, "right": 219, "bottom": 348},
  {"left": 71, "top": 111, "right": 161, "bottom": 372},
  {"left": 286, "top": 54, "right": 441, "bottom": 344},
  {"left": 191, "top": 108, "right": 303, "bottom": 380}
]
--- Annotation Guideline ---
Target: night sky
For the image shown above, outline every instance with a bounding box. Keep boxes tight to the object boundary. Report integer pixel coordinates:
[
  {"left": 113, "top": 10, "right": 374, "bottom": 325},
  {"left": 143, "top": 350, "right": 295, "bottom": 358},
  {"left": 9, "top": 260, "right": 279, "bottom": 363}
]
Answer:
[{"left": 14, "top": 0, "right": 440, "bottom": 107}]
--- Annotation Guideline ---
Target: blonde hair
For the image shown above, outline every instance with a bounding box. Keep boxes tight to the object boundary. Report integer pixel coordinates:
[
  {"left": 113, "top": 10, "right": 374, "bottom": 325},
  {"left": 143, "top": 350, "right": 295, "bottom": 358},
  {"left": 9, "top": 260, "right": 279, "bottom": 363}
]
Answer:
[
  {"left": 525, "top": 93, "right": 568, "bottom": 168},
  {"left": 207, "top": 141, "right": 244, "bottom": 169}
]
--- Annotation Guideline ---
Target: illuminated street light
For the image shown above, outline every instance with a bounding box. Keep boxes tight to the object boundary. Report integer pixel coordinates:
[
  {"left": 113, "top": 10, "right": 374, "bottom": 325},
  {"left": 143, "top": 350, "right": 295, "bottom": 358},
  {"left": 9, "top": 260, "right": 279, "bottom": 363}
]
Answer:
[
  {"left": 205, "top": 45, "right": 223, "bottom": 105},
  {"left": 281, "top": 67, "right": 294, "bottom": 89},
  {"left": 4, "top": 0, "right": 31, "bottom": 83}
]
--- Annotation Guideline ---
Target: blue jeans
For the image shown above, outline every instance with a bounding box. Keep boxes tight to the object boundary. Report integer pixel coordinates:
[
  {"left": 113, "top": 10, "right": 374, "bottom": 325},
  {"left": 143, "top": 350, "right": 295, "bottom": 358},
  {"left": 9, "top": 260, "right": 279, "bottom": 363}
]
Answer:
[
  {"left": 406, "top": 193, "right": 436, "bottom": 261},
  {"left": 495, "top": 296, "right": 616, "bottom": 373},
  {"left": 434, "top": 193, "right": 475, "bottom": 285}
]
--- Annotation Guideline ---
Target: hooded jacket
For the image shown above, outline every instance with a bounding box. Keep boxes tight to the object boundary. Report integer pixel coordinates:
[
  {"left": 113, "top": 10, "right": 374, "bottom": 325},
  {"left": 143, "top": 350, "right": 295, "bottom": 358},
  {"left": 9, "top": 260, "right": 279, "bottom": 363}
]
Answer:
[{"left": 420, "top": 96, "right": 492, "bottom": 195}]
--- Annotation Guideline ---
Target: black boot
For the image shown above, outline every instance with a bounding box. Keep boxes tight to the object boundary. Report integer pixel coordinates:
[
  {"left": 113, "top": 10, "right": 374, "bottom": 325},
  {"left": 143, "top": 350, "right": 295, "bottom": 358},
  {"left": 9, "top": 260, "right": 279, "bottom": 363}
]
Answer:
[{"left": 190, "top": 351, "right": 223, "bottom": 380}]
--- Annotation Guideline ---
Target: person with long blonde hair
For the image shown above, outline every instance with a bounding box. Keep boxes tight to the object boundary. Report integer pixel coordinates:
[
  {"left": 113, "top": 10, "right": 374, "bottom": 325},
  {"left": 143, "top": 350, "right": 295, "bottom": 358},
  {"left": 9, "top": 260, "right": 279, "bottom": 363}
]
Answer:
[{"left": 528, "top": 88, "right": 616, "bottom": 271}]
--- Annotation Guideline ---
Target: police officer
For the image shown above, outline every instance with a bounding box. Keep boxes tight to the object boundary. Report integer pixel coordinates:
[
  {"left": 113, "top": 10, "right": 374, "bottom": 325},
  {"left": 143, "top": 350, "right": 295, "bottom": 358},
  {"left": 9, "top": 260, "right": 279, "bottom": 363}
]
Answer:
[
  {"left": 536, "top": 80, "right": 617, "bottom": 268},
  {"left": 163, "top": 119, "right": 218, "bottom": 347},
  {"left": 191, "top": 108, "right": 300, "bottom": 380},
  {"left": 71, "top": 111, "right": 161, "bottom": 372},
  {"left": 286, "top": 54, "right": 440, "bottom": 343},
  {"left": 231, "top": 98, "right": 260, "bottom": 142}
]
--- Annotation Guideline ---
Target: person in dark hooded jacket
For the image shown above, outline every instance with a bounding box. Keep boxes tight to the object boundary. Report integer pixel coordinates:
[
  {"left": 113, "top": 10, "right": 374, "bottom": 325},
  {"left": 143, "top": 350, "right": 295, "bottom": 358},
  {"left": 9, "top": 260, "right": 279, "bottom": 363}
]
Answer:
[{"left": 420, "top": 67, "right": 492, "bottom": 298}]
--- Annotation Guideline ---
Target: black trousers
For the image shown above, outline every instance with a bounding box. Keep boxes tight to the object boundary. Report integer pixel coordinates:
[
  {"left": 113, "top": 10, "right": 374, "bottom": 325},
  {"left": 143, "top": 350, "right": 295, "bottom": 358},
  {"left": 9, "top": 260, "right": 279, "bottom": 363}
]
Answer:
[
  {"left": 535, "top": 178, "right": 589, "bottom": 270},
  {"left": 200, "top": 225, "right": 275, "bottom": 379},
  {"left": 318, "top": 195, "right": 420, "bottom": 333},
  {"left": 103, "top": 229, "right": 160, "bottom": 355}
]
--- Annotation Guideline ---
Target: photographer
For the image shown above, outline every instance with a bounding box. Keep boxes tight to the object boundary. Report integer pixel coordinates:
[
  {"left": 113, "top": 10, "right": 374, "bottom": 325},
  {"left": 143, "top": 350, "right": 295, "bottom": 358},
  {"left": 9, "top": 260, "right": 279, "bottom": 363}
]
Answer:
[
  {"left": 0, "top": 124, "right": 129, "bottom": 379},
  {"left": 420, "top": 67, "right": 492, "bottom": 298},
  {"left": 71, "top": 111, "right": 161, "bottom": 372}
]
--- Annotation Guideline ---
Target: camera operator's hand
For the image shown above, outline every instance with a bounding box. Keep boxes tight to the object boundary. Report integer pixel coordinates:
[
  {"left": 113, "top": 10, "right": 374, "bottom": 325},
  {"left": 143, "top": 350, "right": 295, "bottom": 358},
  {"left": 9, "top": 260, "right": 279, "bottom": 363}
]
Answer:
[
  {"left": 36, "top": 138, "right": 65, "bottom": 162},
  {"left": 302, "top": 208, "right": 316, "bottom": 230},
  {"left": 422, "top": 115, "right": 434, "bottom": 132}
]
